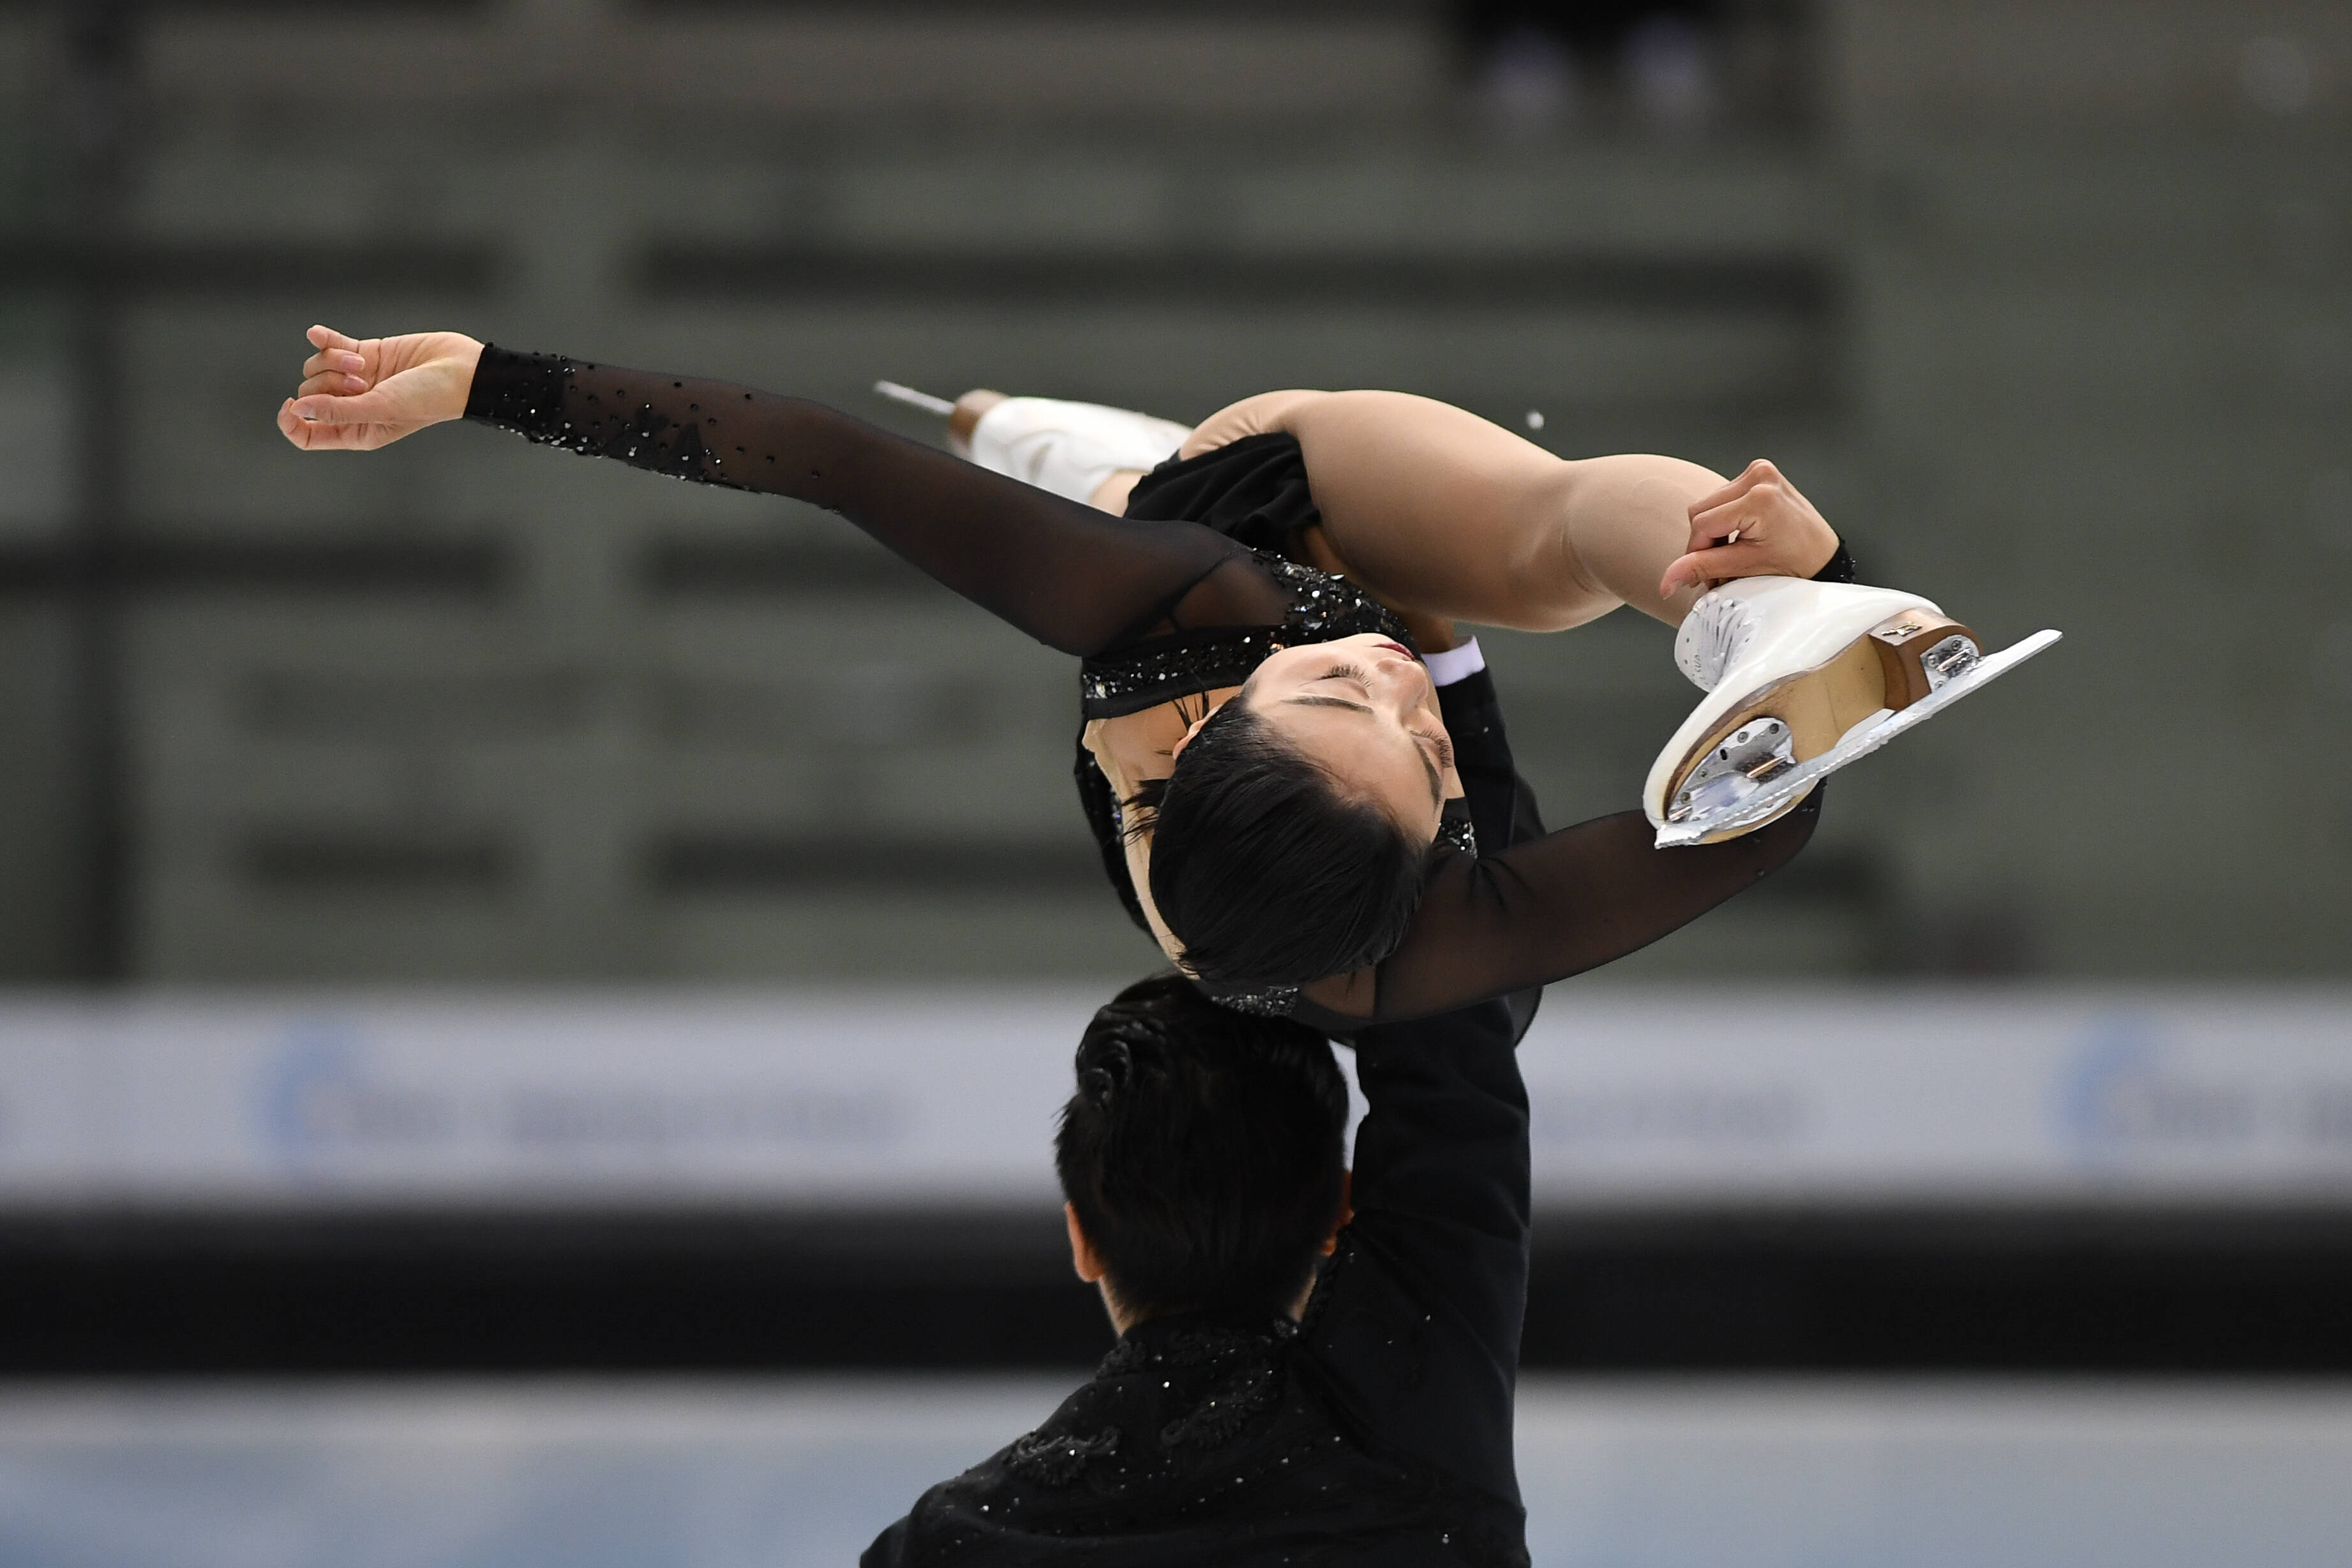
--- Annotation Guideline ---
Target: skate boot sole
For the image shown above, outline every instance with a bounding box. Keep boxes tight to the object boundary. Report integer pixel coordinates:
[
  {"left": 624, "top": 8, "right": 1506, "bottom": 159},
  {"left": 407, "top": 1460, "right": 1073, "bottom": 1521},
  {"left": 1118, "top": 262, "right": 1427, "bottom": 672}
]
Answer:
[
  {"left": 1654, "top": 625, "right": 2064, "bottom": 847},
  {"left": 1660, "top": 611, "right": 1972, "bottom": 842}
]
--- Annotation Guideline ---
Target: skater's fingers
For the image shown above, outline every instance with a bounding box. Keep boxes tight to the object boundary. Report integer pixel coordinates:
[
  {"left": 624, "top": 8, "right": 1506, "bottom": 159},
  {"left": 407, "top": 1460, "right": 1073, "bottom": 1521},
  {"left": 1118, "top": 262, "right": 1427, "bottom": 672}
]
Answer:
[
  {"left": 297, "top": 371, "right": 370, "bottom": 399},
  {"left": 278, "top": 397, "right": 364, "bottom": 451},
  {"left": 306, "top": 324, "right": 363, "bottom": 354},
  {"left": 1690, "top": 467, "right": 1829, "bottom": 549},
  {"left": 287, "top": 386, "right": 406, "bottom": 429},
  {"left": 1684, "top": 458, "right": 1782, "bottom": 521},
  {"left": 301, "top": 347, "right": 368, "bottom": 382},
  {"left": 1683, "top": 461, "right": 1796, "bottom": 538},
  {"left": 1661, "top": 538, "right": 1776, "bottom": 597},
  {"left": 287, "top": 393, "right": 360, "bottom": 425},
  {"left": 1682, "top": 474, "right": 1748, "bottom": 519},
  {"left": 1684, "top": 488, "right": 1792, "bottom": 553},
  {"left": 280, "top": 400, "right": 343, "bottom": 450}
]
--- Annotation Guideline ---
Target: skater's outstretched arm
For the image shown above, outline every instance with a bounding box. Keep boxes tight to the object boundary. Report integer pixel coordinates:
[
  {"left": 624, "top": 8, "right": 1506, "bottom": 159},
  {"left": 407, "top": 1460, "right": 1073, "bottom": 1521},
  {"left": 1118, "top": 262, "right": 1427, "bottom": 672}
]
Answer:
[
  {"left": 280, "top": 327, "right": 1289, "bottom": 657},
  {"left": 1183, "top": 389, "right": 1840, "bottom": 633},
  {"left": 1291, "top": 792, "right": 1822, "bottom": 1028}
]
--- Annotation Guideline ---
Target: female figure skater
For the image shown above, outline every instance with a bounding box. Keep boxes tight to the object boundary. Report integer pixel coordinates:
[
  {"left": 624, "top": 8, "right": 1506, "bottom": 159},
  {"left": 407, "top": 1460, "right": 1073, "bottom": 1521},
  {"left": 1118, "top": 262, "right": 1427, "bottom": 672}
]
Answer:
[{"left": 277, "top": 326, "right": 2016, "bottom": 1026}]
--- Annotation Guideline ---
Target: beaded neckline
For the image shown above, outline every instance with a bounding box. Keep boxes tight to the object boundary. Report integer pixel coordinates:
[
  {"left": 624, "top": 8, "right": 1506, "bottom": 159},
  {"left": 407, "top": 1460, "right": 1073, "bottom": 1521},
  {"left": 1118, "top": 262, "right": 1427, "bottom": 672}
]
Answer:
[{"left": 1079, "top": 552, "right": 1410, "bottom": 719}]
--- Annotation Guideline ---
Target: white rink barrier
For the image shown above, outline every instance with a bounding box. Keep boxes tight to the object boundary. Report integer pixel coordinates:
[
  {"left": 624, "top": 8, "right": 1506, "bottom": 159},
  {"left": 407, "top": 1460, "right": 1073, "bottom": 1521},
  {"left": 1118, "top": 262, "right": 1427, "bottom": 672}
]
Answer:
[
  {"left": 0, "top": 987, "right": 2347, "bottom": 1209},
  {"left": 7, "top": 1378, "right": 2352, "bottom": 1568}
]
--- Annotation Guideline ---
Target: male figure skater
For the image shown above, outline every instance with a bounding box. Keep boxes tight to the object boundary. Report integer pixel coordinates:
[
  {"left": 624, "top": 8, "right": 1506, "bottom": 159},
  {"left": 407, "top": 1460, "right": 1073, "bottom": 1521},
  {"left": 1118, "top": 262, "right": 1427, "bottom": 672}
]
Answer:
[{"left": 864, "top": 641, "right": 1551, "bottom": 1566}]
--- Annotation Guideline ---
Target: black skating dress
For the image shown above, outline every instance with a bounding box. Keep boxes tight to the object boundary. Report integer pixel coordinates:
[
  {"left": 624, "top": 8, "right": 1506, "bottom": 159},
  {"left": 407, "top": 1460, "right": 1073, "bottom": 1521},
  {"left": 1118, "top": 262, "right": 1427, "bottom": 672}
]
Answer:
[{"left": 464, "top": 348, "right": 1831, "bottom": 1028}]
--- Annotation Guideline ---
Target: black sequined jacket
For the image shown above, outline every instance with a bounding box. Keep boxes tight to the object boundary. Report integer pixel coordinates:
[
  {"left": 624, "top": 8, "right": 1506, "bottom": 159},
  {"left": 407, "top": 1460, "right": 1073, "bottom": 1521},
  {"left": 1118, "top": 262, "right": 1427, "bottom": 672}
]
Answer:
[{"left": 856, "top": 1038, "right": 1538, "bottom": 1568}]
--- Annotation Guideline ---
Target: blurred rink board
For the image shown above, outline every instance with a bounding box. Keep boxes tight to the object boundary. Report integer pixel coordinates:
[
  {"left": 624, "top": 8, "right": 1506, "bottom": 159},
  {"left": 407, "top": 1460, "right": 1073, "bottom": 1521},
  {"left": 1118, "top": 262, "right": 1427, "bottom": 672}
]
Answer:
[
  {"left": 3, "top": 1377, "right": 2352, "bottom": 1568},
  {"left": 1, "top": 987, "right": 2350, "bottom": 1210}
]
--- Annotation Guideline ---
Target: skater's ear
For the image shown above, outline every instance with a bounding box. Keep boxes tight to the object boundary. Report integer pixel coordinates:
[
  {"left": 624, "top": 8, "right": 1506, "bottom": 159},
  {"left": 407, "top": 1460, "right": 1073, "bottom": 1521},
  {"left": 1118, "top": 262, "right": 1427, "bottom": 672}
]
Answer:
[
  {"left": 1065, "top": 1202, "right": 1108, "bottom": 1283},
  {"left": 1068, "top": 1203, "right": 1139, "bottom": 1333},
  {"left": 1168, "top": 681, "right": 1255, "bottom": 762},
  {"left": 1167, "top": 708, "right": 1217, "bottom": 761}
]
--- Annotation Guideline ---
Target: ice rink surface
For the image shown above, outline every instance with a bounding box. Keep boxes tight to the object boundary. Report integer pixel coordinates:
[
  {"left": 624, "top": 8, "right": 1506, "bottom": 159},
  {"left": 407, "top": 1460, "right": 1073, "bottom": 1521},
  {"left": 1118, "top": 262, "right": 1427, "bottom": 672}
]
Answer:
[{"left": 4, "top": 1376, "right": 2351, "bottom": 1567}]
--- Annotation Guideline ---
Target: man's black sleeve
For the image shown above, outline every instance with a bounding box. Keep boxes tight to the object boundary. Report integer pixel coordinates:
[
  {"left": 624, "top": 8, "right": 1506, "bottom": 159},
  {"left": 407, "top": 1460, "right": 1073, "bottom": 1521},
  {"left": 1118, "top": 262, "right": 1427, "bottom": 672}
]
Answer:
[
  {"left": 1299, "top": 994, "right": 1531, "bottom": 1514},
  {"left": 1293, "top": 661, "right": 1538, "bottom": 1512},
  {"left": 1436, "top": 666, "right": 1547, "bottom": 1045}
]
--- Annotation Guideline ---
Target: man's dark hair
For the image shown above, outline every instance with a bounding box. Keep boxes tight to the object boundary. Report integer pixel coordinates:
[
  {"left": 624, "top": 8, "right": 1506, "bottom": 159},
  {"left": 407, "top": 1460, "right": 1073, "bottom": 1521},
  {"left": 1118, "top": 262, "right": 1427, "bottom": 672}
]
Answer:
[
  {"left": 1054, "top": 974, "right": 1350, "bottom": 1322},
  {"left": 1132, "top": 696, "right": 1427, "bottom": 987}
]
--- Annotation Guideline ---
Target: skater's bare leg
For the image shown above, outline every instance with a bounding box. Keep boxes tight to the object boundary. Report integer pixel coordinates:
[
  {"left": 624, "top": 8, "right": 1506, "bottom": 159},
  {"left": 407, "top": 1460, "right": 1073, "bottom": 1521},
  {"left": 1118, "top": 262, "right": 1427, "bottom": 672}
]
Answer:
[
  {"left": 1182, "top": 390, "right": 1834, "bottom": 632},
  {"left": 1179, "top": 389, "right": 1324, "bottom": 456}
]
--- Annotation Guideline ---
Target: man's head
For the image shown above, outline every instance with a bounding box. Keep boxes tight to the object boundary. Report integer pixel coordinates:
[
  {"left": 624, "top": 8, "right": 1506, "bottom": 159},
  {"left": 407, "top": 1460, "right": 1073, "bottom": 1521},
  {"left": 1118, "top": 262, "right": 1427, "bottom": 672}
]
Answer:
[{"left": 1054, "top": 974, "right": 1352, "bottom": 1331}]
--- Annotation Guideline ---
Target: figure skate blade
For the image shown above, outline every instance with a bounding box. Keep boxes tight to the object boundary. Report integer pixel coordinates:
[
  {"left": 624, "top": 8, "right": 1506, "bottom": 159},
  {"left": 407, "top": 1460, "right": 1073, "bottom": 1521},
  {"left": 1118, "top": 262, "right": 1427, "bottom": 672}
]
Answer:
[
  {"left": 1654, "top": 628, "right": 2063, "bottom": 847},
  {"left": 873, "top": 380, "right": 956, "bottom": 418}
]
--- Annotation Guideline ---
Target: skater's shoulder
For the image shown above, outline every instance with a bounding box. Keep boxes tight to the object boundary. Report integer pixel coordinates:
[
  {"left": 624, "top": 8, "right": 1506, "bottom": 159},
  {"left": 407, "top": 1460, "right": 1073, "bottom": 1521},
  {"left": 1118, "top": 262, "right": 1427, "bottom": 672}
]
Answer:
[{"left": 869, "top": 1311, "right": 1449, "bottom": 1563}]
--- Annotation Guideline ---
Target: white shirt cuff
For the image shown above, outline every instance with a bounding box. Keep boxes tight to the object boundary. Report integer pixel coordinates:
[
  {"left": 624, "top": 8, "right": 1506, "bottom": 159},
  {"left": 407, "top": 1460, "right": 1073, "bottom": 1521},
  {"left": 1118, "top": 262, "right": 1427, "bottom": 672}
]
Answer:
[{"left": 1423, "top": 636, "right": 1487, "bottom": 687}]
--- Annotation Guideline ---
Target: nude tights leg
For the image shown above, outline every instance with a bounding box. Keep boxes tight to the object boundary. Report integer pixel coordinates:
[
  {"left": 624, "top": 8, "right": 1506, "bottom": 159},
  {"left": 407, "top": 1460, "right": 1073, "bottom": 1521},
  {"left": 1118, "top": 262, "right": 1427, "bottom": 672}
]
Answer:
[{"left": 1183, "top": 390, "right": 1724, "bottom": 632}]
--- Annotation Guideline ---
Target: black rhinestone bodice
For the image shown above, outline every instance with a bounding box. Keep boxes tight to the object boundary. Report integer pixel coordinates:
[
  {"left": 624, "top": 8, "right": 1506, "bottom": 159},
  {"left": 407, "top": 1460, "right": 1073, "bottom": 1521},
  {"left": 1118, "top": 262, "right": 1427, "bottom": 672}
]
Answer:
[{"left": 1078, "top": 552, "right": 1411, "bottom": 719}]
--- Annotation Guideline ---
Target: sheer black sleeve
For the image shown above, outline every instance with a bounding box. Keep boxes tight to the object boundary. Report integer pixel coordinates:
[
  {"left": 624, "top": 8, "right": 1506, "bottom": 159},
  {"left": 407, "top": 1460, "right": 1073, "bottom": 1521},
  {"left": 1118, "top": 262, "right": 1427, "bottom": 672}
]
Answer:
[
  {"left": 463, "top": 346, "right": 1289, "bottom": 654},
  {"left": 1292, "top": 793, "right": 1821, "bottom": 1029},
  {"left": 1292, "top": 545, "right": 1852, "bottom": 1029}
]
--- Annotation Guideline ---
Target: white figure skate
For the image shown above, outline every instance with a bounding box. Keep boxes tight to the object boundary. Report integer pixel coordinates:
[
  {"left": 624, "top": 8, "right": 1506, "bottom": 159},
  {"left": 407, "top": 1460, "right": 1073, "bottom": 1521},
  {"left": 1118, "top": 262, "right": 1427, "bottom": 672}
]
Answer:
[
  {"left": 1645, "top": 576, "right": 2062, "bottom": 847},
  {"left": 874, "top": 382, "right": 1191, "bottom": 505}
]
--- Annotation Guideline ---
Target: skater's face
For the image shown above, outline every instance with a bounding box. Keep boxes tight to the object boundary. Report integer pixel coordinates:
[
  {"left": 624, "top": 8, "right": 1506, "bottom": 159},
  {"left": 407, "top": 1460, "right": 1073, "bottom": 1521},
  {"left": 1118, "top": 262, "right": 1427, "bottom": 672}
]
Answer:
[{"left": 1224, "top": 633, "right": 1458, "bottom": 841}]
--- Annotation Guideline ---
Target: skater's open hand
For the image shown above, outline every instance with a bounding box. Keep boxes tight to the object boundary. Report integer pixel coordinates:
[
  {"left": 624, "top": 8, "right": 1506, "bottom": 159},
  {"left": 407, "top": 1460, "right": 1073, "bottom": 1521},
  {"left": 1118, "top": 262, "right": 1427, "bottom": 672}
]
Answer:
[
  {"left": 1661, "top": 459, "right": 1840, "bottom": 597},
  {"left": 276, "top": 325, "right": 483, "bottom": 451}
]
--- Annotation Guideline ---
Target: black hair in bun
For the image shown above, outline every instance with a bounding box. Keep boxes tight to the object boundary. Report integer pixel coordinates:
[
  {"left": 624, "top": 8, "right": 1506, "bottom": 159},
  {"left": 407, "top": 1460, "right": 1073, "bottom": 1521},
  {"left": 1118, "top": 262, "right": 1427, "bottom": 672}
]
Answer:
[{"left": 1055, "top": 974, "right": 1349, "bottom": 1322}]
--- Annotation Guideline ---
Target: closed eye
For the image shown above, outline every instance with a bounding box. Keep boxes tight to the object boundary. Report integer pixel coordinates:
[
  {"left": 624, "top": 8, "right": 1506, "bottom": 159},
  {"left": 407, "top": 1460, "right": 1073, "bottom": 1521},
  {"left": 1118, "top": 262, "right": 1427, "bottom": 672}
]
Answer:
[
  {"left": 1315, "top": 665, "right": 1452, "bottom": 798},
  {"left": 1285, "top": 668, "right": 1451, "bottom": 814}
]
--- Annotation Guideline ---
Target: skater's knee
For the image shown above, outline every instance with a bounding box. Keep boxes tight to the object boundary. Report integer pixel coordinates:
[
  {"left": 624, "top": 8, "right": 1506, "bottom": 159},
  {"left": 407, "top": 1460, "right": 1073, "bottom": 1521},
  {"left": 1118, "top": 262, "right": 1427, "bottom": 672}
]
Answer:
[{"left": 1180, "top": 390, "right": 1328, "bottom": 459}]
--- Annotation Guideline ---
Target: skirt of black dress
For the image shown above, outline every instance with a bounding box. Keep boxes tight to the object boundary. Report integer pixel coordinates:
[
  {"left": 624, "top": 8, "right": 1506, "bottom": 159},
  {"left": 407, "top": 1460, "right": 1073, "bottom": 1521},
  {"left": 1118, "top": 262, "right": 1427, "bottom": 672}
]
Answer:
[{"left": 1121, "top": 431, "right": 1322, "bottom": 551}]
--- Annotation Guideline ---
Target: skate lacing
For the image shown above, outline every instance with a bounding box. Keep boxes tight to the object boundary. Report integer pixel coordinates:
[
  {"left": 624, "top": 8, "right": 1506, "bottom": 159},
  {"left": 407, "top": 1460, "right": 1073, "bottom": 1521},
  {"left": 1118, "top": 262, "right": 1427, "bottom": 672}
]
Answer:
[{"left": 1674, "top": 588, "right": 1758, "bottom": 692}]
